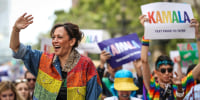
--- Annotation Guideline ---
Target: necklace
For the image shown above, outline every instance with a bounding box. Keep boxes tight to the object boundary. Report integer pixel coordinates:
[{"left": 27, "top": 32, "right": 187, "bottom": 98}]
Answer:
[{"left": 159, "top": 82, "right": 172, "bottom": 97}]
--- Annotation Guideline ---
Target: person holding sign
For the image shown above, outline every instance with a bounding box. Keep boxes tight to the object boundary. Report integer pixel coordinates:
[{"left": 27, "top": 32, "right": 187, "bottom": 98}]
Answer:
[
  {"left": 98, "top": 50, "right": 143, "bottom": 99},
  {"left": 97, "top": 50, "right": 122, "bottom": 98},
  {"left": 139, "top": 14, "right": 199, "bottom": 100},
  {"left": 9, "top": 13, "right": 102, "bottom": 100}
]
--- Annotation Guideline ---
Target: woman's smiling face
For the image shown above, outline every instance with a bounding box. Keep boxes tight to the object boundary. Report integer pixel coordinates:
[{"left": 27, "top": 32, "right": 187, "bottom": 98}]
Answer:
[{"left": 52, "top": 27, "right": 74, "bottom": 56}]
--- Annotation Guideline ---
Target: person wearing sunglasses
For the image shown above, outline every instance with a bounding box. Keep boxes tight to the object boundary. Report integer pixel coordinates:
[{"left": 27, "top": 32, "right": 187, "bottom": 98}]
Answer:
[
  {"left": 0, "top": 81, "right": 23, "bottom": 100},
  {"left": 139, "top": 14, "right": 200, "bottom": 100},
  {"left": 24, "top": 71, "right": 36, "bottom": 98},
  {"left": 15, "top": 79, "right": 31, "bottom": 100}
]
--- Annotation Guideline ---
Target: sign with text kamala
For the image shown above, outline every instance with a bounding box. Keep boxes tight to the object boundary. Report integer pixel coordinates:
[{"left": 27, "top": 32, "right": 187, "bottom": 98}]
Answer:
[
  {"left": 141, "top": 2, "right": 195, "bottom": 39},
  {"left": 77, "top": 29, "right": 103, "bottom": 54},
  {"left": 98, "top": 33, "right": 141, "bottom": 68}
]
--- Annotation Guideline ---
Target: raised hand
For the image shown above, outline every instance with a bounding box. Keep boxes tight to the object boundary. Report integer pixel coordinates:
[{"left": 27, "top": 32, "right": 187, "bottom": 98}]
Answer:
[
  {"left": 100, "top": 50, "right": 111, "bottom": 69},
  {"left": 133, "top": 59, "right": 142, "bottom": 77},
  {"left": 14, "top": 13, "right": 34, "bottom": 31},
  {"left": 171, "top": 72, "right": 182, "bottom": 86},
  {"left": 174, "top": 56, "right": 181, "bottom": 63},
  {"left": 133, "top": 59, "right": 142, "bottom": 69},
  {"left": 190, "top": 19, "right": 199, "bottom": 37},
  {"left": 139, "top": 15, "right": 149, "bottom": 26}
]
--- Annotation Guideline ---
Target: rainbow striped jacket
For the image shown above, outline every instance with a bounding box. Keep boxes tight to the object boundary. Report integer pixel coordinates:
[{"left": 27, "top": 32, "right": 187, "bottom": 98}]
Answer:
[{"left": 13, "top": 44, "right": 102, "bottom": 100}]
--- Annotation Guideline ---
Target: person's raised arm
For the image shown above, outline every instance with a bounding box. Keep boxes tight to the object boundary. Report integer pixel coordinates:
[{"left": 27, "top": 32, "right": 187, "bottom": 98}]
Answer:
[
  {"left": 191, "top": 19, "right": 200, "bottom": 80},
  {"left": 139, "top": 15, "right": 151, "bottom": 91},
  {"left": 10, "top": 13, "right": 33, "bottom": 52},
  {"left": 133, "top": 59, "right": 142, "bottom": 77},
  {"left": 174, "top": 56, "right": 184, "bottom": 78},
  {"left": 97, "top": 50, "right": 111, "bottom": 80},
  {"left": 99, "top": 50, "right": 111, "bottom": 69}
]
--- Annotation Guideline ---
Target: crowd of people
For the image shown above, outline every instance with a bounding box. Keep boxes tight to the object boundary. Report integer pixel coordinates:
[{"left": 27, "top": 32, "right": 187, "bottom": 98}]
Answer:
[
  {"left": 0, "top": 3, "right": 199, "bottom": 100},
  {"left": 0, "top": 71, "right": 36, "bottom": 100}
]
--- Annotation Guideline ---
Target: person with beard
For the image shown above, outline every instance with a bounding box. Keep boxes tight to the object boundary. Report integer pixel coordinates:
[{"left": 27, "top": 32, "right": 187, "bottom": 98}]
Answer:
[{"left": 139, "top": 15, "right": 200, "bottom": 100}]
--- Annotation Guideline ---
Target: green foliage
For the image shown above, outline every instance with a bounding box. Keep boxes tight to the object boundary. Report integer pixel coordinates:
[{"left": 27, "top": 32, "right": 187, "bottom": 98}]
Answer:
[
  {"left": 52, "top": 0, "right": 200, "bottom": 58},
  {"left": 54, "top": 0, "right": 163, "bottom": 38}
]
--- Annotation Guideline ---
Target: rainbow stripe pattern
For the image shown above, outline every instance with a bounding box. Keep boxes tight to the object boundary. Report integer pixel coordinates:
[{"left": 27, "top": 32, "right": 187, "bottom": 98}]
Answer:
[
  {"left": 142, "top": 36, "right": 150, "bottom": 46},
  {"left": 146, "top": 71, "right": 196, "bottom": 100},
  {"left": 33, "top": 53, "right": 102, "bottom": 100}
]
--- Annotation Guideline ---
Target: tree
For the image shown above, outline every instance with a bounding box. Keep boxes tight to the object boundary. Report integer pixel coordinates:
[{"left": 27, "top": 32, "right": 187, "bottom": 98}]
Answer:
[
  {"left": 54, "top": 0, "right": 162, "bottom": 37},
  {"left": 52, "top": 0, "right": 200, "bottom": 56}
]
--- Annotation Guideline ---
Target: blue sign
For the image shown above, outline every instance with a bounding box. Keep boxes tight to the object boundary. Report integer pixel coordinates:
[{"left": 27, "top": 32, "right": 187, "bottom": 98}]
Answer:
[
  {"left": 0, "top": 71, "right": 8, "bottom": 76},
  {"left": 98, "top": 33, "right": 141, "bottom": 68}
]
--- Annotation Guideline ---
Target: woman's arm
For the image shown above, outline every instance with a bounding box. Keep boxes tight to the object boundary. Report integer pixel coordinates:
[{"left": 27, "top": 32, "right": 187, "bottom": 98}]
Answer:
[
  {"left": 191, "top": 19, "right": 200, "bottom": 80},
  {"left": 139, "top": 15, "right": 151, "bottom": 91},
  {"left": 10, "top": 13, "right": 33, "bottom": 52}
]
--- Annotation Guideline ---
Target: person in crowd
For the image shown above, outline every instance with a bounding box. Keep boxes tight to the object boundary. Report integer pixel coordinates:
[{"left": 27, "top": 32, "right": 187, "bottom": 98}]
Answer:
[
  {"left": 15, "top": 79, "right": 31, "bottom": 100},
  {"left": 24, "top": 71, "right": 35, "bottom": 97},
  {"left": 0, "top": 81, "right": 23, "bottom": 100},
  {"left": 132, "top": 59, "right": 143, "bottom": 96},
  {"left": 186, "top": 64, "right": 200, "bottom": 83},
  {"left": 97, "top": 50, "right": 122, "bottom": 99},
  {"left": 104, "top": 70, "right": 142, "bottom": 100},
  {"left": 97, "top": 50, "right": 143, "bottom": 99},
  {"left": 151, "top": 71, "right": 158, "bottom": 82},
  {"left": 183, "top": 83, "right": 200, "bottom": 100},
  {"left": 10, "top": 13, "right": 102, "bottom": 100},
  {"left": 139, "top": 14, "right": 200, "bottom": 100}
]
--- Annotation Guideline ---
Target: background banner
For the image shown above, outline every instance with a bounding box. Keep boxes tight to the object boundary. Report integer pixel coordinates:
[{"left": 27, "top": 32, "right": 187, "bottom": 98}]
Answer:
[
  {"left": 98, "top": 33, "right": 141, "bottom": 68},
  {"left": 177, "top": 43, "right": 198, "bottom": 68}
]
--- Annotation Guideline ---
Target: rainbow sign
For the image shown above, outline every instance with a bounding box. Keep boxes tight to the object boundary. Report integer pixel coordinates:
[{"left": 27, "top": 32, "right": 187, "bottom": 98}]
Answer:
[
  {"left": 141, "top": 2, "right": 195, "bottom": 39},
  {"left": 177, "top": 43, "right": 199, "bottom": 68}
]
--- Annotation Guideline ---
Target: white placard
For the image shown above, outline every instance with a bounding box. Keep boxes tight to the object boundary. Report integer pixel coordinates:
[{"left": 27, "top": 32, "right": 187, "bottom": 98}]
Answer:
[
  {"left": 141, "top": 2, "right": 195, "bottom": 39},
  {"left": 77, "top": 29, "right": 103, "bottom": 54},
  {"left": 41, "top": 38, "right": 54, "bottom": 53}
]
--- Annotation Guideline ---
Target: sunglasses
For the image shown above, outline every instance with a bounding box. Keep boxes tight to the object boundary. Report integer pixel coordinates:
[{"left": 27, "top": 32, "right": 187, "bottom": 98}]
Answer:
[
  {"left": 27, "top": 78, "right": 36, "bottom": 82},
  {"left": 15, "top": 79, "right": 27, "bottom": 83},
  {"left": 159, "top": 68, "right": 173, "bottom": 74}
]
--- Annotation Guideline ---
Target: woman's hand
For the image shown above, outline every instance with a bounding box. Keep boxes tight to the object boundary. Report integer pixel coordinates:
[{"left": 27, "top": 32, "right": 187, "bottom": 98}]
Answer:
[
  {"left": 190, "top": 19, "right": 199, "bottom": 38},
  {"left": 14, "top": 13, "right": 34, "bottom": 31},
  {"left": 139, "top": 15, "right": 149, "bottom": 26}
]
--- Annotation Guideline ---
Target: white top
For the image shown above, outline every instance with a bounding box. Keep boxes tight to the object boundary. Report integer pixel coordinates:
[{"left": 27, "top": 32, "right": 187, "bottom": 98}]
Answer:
[
  {"left": 104, "top": 96, "right": 142, "bottom": 100},
  {"left": 183, "top": 84, "right": 200, "bottom": 100}
]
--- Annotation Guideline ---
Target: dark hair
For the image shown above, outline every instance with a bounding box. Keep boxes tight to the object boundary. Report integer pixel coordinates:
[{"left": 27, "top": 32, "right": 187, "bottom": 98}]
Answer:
[
  {"left": 186, "top": 64, "right": 196, "bottom": 74},
  {"left": 50, "top": 22, "right": 83, "bottom": 49},
  {"left": 155, "top": 55, "right": 174, "bottom": 70}
]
